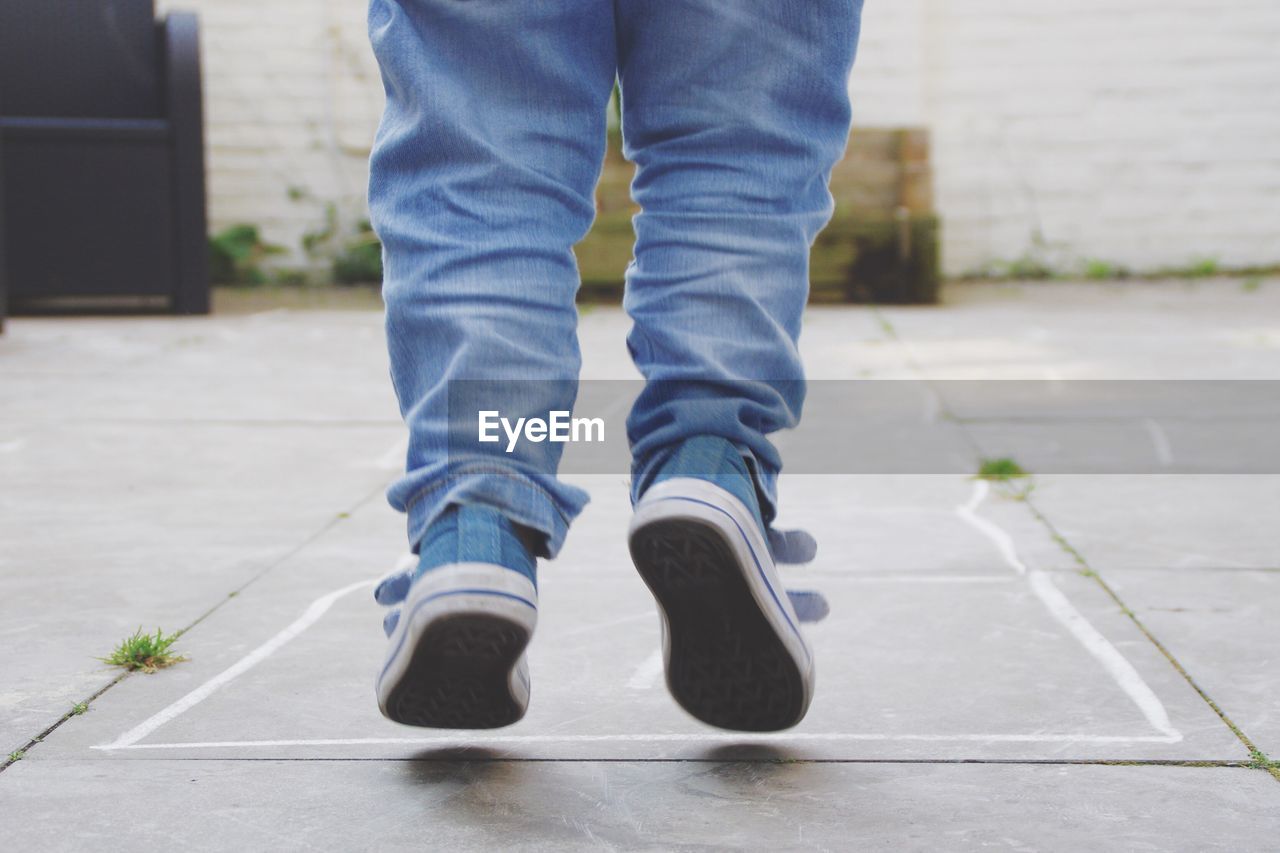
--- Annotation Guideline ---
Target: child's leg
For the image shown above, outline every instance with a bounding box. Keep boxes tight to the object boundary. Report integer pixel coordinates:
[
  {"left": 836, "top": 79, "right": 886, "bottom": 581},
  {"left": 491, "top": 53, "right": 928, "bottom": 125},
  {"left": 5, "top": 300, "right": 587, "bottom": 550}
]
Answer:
[
  {"left": 368, "top": 0, "right": 617, "bottom": 557},
  {"left": 616, "top": 0, "right": 863, "bottom": 521}
]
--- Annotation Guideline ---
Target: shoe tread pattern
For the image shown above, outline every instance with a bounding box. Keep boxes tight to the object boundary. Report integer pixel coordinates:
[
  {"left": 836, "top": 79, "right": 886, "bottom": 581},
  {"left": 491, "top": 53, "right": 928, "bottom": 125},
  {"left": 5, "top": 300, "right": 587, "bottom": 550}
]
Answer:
[
  {"left": 385, "top": 613, "right": 528, "bottom": 729},
  {"left": 630, "top": 518, "right": 806, "bottom": 732}
]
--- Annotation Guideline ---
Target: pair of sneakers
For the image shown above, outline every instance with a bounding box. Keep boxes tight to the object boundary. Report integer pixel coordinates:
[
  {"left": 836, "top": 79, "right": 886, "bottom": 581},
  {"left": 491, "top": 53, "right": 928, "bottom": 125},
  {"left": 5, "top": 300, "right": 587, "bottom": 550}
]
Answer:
[{"left": 374, "top": 435, "right": 816, "bottom": 732}]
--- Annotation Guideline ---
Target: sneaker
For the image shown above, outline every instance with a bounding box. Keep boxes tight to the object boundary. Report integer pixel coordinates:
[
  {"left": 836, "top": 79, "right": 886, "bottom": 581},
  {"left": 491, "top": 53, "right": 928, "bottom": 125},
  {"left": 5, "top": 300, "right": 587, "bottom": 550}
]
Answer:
[
  {"left": 375, "top": 504, "right": 538, "bottom": 729},
  {"left": 628, "top": 436, "right": 815, "bottom": 732}
]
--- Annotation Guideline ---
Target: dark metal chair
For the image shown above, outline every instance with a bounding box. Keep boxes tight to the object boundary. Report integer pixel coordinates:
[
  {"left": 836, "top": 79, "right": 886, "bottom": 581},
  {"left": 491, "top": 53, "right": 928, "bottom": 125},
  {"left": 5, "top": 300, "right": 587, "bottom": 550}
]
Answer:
[{"left": 0, "top": 0, "right": 208, "bottom": 317}]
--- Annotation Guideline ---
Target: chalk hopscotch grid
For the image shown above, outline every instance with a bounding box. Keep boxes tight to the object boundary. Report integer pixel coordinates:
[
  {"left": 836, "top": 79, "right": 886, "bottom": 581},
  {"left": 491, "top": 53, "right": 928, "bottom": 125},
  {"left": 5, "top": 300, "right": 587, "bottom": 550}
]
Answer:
[{"left": 95, "top": 481, "right": 1182, "bottom": 752}]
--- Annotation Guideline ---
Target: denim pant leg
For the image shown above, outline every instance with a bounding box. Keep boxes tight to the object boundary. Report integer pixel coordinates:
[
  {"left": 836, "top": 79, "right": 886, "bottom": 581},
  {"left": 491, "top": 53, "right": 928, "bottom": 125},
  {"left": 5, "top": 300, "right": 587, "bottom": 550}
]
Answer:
[
  {"left": 617, "top": 0, "right": 863, "bottom": 524},
  {"left": 367, "top": 0, "right": 617, "bottom": 557}
]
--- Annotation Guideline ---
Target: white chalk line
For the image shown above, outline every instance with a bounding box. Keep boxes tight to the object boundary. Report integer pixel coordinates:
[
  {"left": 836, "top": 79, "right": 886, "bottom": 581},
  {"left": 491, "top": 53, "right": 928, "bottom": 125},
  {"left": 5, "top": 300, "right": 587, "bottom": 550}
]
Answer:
[
  {"left": 955, "top": 480, "right": 1180, "bottom": 741},
  {"left": 955, "top": 480, "right": 1028, "bottom": 575},
  {"left": 96, "top": 479, "right": 1182, "bottom": 751},
  {"left": 94, "top": 732, "right": 1182, "bottom": 751},
  {"left": 100, "top": 578, "right": 377, "bottom": 751},
  {"left": 815, "top": 575, "right": 1015, "bottom": 584}
]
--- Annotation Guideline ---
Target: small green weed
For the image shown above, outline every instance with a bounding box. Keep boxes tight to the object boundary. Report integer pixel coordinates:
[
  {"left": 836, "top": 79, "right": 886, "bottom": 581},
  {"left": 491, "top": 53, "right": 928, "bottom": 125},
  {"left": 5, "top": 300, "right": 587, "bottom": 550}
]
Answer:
[
  {"left": 1083, "top": 259, "right": 1114, "bottom": 280},
  {"left": 70, "top": 702, "right": 88, "bottom": 716},
  {"left": 333, "top": 220, "right": 383, "bottom": 285},
  {"left": 1083, "top": 259, "right": 1130, "bottom": 280},
  {"left": 976, "top": 458, "right": 1030, "bottom": 482},
  {"left": 1247, "top": 747, "right": 1279, "bottom": 770},
  {"left": 8, "top": 750, "right": 24, "bottom": 762},
  {"left": 208, "top": 225, "right": 286, "bottom": 286},
  {"left": 1002, "top": 255, "right": 1055, "bottom": 281},
  {"left": 976, "top": 458, "right": 1034, "bottom": 499},
  {"left": 1242, "top": 277, "right": 1262, "bottom": 293},
  {"left": 302, "top": 202, "right": 339, "bottom": 256},
  {"left": 271, "top": 268, "right": 310, "bottom": 286},
  {"left": 1184, "top": 257, "right": 1220, "bottom": 278},
  {"left": 100, "top": 628, "right": 187, "bottom": 674}
]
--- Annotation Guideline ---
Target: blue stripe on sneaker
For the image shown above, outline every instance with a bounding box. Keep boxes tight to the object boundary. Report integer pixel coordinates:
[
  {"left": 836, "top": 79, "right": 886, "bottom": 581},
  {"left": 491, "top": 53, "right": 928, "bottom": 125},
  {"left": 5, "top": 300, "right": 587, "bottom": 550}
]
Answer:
[
  {"left": 650, "top": 495, "right": 810, "bottom": 664},
  {"left": 379, "top": 587, "right": 535, "bottom": 684}
]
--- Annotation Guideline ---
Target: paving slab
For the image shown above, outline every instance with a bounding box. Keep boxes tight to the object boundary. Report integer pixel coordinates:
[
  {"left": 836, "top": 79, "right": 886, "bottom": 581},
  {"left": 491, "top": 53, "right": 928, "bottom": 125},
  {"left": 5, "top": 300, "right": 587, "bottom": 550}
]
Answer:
[
  {"left": 799, "top": 306, "right": 918, "bottom": 380},
  {"left": 1095, "top": 568, "right": 1280, "bottom": 756},
  {"left": 879, "top": 280, "right": 1280, "bottom": 381},
  {"left": 1024, "top": 475, "right": 1280, "bottom": 571},
  {"left": 3, "top": 759, "right": 1277, "bottom": 852},
  {"left": 0, "top": 313, "right": 399, "bottom": 425},
  {"left": 4, "top": 286, "right": 1280, "bottom": 849},
  {"left": 0, "top": 313, "right": 403, "bottom": 756},
  {"left": 0, "top": 421, "right": 400, "bottom": 754},
  {"left": 0, "top": 310, "right": 391, "bottom": 379}
]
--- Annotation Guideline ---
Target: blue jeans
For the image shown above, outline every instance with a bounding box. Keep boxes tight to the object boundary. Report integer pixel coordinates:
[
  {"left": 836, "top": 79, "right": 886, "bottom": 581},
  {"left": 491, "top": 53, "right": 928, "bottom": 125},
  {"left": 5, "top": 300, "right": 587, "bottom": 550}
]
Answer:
[{"left": 369, "top": 0, "right": 863, "bottom": 558}]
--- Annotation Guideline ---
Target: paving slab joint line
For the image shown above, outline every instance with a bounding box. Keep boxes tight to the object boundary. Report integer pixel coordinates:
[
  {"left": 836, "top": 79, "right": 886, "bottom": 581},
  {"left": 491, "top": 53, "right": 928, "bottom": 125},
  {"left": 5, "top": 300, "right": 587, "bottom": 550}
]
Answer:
[
  {"left": 169, "top": 479, "right": 390, "bottom": 635},
  {"left": 954, "top": 481, "right": 1178, "bottom": 741},
  {"left": 99, "top": 757, "right": 1266, "bottom": 769},
  {"left": 869, "top": 305, "right": 1184, "bottom": 746},
  {"left": 0, "top": 480, "right": 391, "bottom": 772},
  {"left": 869, "top": 308, "right": 1278, "bottom": 775},
  {"left": 0, "top": 676, "right": 125, "bottom": 774},
  {"left": 1023, "top": 499, "right": 1280, "bottom": 784},
  {"left": 99, "top": 578, "right": 379, "bottom": 751}
]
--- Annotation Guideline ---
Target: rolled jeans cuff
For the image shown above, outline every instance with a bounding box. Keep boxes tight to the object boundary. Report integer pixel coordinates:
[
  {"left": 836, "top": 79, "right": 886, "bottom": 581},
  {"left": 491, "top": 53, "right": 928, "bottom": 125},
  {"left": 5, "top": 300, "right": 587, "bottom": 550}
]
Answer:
[{"left": 397, "top": 464, "right": 589, "bottom": 560}]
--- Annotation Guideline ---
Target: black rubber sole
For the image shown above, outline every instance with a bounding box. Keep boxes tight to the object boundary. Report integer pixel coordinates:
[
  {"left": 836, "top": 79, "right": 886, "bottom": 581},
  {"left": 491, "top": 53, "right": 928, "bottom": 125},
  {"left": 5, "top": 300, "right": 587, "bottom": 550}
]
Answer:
[
  {"left": 629, "top": 517, "right": 808, "bottom": 732},
  {"left": 382, "top": 612, "right": 529, "bottom": 729}
]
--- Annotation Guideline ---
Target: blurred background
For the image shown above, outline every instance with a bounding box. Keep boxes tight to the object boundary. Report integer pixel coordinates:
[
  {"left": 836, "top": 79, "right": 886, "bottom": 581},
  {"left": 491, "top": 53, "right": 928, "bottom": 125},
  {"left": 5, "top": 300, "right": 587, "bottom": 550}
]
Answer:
[{"left": 163, "top": 0, "right": 1280, "bottom": 286}]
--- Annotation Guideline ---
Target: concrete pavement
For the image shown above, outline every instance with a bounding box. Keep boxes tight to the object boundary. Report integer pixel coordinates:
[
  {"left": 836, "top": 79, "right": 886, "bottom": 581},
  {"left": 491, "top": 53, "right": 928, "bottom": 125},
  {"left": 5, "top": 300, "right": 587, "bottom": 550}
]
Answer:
[{"left": 2, "top": 279, "right": 1278, "bottom": 850}]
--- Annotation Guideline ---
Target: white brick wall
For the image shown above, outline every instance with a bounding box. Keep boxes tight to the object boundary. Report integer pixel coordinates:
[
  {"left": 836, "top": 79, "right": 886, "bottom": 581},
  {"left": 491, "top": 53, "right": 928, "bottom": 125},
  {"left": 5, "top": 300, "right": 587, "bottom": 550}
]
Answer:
[
  {"left": 165, "top": 0, "right": 1280, "bottom": 276},
  {"left": 856, "top": 0, "right": 1280, "bottom": 274},
  {"left": 157, "top": 0, "right": 382, "bottom": 273}
]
